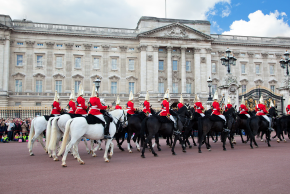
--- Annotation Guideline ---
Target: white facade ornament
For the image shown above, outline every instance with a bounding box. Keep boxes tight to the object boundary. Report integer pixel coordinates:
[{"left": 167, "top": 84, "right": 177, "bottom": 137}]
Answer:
[{"left": 165, "top": 27, "right": 188, "bottom": 38}]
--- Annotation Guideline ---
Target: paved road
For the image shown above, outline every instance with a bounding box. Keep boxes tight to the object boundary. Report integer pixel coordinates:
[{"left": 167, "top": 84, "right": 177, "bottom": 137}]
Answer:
[{"left": 1, "top": 137, "right": 289, "bottom": 194}]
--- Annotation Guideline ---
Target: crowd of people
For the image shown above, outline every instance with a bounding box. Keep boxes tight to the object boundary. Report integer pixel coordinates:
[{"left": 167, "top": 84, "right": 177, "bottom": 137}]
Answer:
[{"left": 0, "top": 118, "right": 31, "bottom": 142}]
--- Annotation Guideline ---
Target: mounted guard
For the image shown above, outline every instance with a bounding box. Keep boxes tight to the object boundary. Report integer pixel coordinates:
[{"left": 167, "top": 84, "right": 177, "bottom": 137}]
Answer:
[
  {"left": 178, "top": 95, "right": 184, "bottom": 110},
  {"left": 127, "top": 91, "right": 136, "bottom": 118},
  {"left": 212, "top": 91, "right": 230, "bottom": 132},
  {"left": 88, "top": 86, "right": 111, "bottom": 139},
  {"left": 286, "top": 98, "right": 290, "bottom": 115},
  {"left": 239, "top": 96, "right": 250, "bottom": 118},
  {"left": 115, "top": 95, "right": 122, "bottom": 110},
  {"left": 143, "top": 91, "right": 151, "bottom": 116},
  {"left": 193, "top": 95, "right": 205, "bottom": 117},
  {"left": 224, "top": 98, "right": 232, "bottom": 112},
  {"left": 255, "top": 96, "right": 273, "bottom": 131},
  {"left": 51, "top": 90, "right": 61, "bottom": 116},
  {"left": 68, "top": 89, "right": 77, "bottom": 114},
  {"left": 75, "top": 84, "right": 87, "bottom": 116}
]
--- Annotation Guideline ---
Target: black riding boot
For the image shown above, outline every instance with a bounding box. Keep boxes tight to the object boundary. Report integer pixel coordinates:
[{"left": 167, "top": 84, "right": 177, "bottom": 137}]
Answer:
[
  {"left": 223, "top": 121, "right": 230, "bottom": 133},
  {"left": 103, "top": 122, "right": 111, "bottom": 139},
  {"left": 268, "top": 118, "right": 274, "bottom": 132}
]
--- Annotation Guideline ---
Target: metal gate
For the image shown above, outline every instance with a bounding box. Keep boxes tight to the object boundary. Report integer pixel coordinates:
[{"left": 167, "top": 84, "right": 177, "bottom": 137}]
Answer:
[{"left": 239, "top": 87, "right": 284, "bottom": 114}]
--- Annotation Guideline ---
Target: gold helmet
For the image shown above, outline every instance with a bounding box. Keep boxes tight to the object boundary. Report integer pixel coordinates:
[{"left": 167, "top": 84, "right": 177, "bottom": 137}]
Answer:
[
  {"left": 129, "top": 90, "right": 134, "bottom": 101},
  {"left": 69, "top": 89, "right": 75, "bottom": 100},
  {"left": 116, "top": 95, "right": 120, "bottom": 105},
  {"left": 145, "top": 90, "right": 150, "bottom": 101}
]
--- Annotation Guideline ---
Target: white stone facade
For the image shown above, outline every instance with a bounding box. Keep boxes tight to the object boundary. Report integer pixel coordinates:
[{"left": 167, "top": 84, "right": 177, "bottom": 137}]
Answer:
[{"left": 0, "top": 14, "right": 289, "bottom": 108}]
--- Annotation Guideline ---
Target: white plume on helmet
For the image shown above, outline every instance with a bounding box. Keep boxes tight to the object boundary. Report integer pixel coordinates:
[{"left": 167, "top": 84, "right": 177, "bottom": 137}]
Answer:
[
  {"left": 145, "top": 91, "right": 150, "bottom": 101},
  {"left": 116, "top": 95, "right": 120, "bottom": 105},
  {"left": 259, "top": 96, "right": 264, "bottom": 104},
  {"left": 270, "top": 99, "right": 274, "bottom": 107},
  {"left": 91, "top": 85, "right": 96, "bottom": 98},
  {"left": 163, "top": 88, "right": 170, "bottom": 99},
  {"left": 227, "top": 97, "right": 231, "bottom": 104},
  {"left": 213, "top": 91, "right": 218, "bottom": 100},
  {"left": 77, "top": 84, "right": 84, "bottom": 97},
  {"left": 129, "top": 91, "right": 134, "bottom": 101},
  {"left": 179, "top": 94, "right": 183, "bottom": 103},
  {"left": 241, "top": 96, "right": 245, "bottom": 105},
  {"left": 54, "top": 90, "right": 59, "bottom": 102},
  {"left": 69, "top": 89, "right": 75, "bottom": 100}
]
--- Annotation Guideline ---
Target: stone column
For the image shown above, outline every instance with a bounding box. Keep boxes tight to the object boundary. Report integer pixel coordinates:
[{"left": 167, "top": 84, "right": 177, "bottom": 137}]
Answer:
[
  {"left": 153, "top": 45, "right": 159, "bottom": 93},
  {"left": 140, "top": 45, "right": 147, "bottom": 92},
  {"left": 45, "top": 42, "right": 55, "bottom": 93},
  {"left": 63, "top": 43, "right": 74, "bottom": 93},
  {"left": 167, "top": 46, "right": 173, "bottom": 92},
  {"left": 181, "top": 46, "right": 187, "bottom": 93},
  {"left": 0, "top": 36, "right": 10, "bottom": 106},
  {"left": 194, "top": 48, "right": 201, "bottom": 95},
  {"left": 206, "top": 48, "right": 212, "bottom": 80},
  {"left": 84, "top": 44, "right": 92, "bottom": 92},
  {"left": 25, "top": 41, "right": 35, "bottom": 92},
  {"left": 0, "top": 37, "right": 6, "bottom": 92},
  {"left": 102, "top": 45, "right": 110, "bottom": 93},
  {"left": 119, "top": 46, "right": 127, "bottom": 94}
]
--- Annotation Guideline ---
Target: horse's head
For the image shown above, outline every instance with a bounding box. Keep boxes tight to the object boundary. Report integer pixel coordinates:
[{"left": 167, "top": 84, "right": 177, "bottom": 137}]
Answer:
[{"left": 269, "top": 107, "right": 277, "bottom": 117}]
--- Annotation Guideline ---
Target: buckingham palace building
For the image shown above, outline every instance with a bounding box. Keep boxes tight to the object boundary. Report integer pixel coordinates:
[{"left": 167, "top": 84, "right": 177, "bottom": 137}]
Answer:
[{"left": 0, "top": 14, "right": 290, "bottom": 112}]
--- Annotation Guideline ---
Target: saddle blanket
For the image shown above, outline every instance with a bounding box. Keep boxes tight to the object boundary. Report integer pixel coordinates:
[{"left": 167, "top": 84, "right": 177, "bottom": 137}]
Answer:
[
  {"left": 153, "top": 115, "right": 174, "bottom": 123},
  {"left": 209, "top": 115, "right": 225, "bottom": 122},
  {"left": 44, "top": 114, "right": 56, "bottom": 121},
  {"left": 85, "top": 114, "right": 105, "bottom": 125},
  {"left": 238, "top": 114, "right": 250, "bottom": 120}
]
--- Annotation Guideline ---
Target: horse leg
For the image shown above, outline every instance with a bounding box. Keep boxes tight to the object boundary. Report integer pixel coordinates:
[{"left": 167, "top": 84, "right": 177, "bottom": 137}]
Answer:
[
  {"left": 116, "top": 133, "right": 124, "bottom": 151},
  {"left": 108, "top": 142, "right": 114, "bottom": 159},
  {"left": 222, "top": 132, "right": 226, "bottom": 151},
  {"left": 240, "top": 131, "right": 245, "bottom": 143},
  {"left": 52, "top": 134, "right": 62, "bottom": 161},
  {"left": 267, "top": 131, "right": 271, "bottom": 147},
  {"left": 83, "top": 138, "right": 90, "bottom": 154},
  {"left": 155, "top": 135, "right": 161, "bottom": 151},
  {"left": 261, "top": 132, "right": 264, "bottom": 142},
  {"left": 37, "top": 134, "right": 46, "bottom": 151},
  {"left": 198, "top": 134, "right": 204, "bottom": 153},
  {"left": 134, "top": 135, "right": 141, "bottom": 152},
  {"left": 104, "top": 139, "right": 112, "bottom": 162},
  {"left": 192, "top": 135, "right": 197, "bottom": 146},
  {"left": 141, "top": 136, "right": 148, "bottom": 158},
  {"left": 148, "top": 137, "right": 158, "bottom": 157},
  {"left": 207, "top": 135, "right": 211, "bottom": 149},
  {"left": 29, "top": 131, "right": 44, "bottom": 156},
  {"left": 171, "top": 134, "right": 179, "bottom": 155},
  {"left": 127, "top": 132, "right": 132, "bottom": 153},
  {"left": 61, "top": 138, "right": 80, "bottom": 167}
]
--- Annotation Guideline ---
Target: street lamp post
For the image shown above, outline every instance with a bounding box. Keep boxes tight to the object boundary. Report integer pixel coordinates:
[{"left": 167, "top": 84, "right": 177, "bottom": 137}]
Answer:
[
  {"left": 93, "top": 78, "right": 101, "bottom": 93},
  {"left": 279, "top": 50, "right": 290, "bottom": 75},
  {"left": 220, "top": 48, "right": 237, "bottom": 74},
  {"left": 207, "top": 77, "right": 212, "bottom": 101}
]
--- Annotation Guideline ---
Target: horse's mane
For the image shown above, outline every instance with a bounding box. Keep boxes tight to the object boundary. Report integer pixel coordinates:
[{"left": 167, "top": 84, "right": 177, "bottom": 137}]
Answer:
[{"left": 268, "top": 107, "right": 277, "bottom": 117}]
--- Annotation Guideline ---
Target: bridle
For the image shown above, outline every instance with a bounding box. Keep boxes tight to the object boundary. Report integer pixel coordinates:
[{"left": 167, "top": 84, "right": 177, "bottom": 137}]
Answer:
[{"left": 111, "top": 110, "right": 127, "bottom": 131}]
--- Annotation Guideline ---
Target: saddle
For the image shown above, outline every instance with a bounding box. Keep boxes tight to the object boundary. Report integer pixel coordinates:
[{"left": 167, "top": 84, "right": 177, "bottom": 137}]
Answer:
[
  {"left": 257, "top": 115, "right": 269, "bottom": 124},
  {"left": 44, "top": 114, "right": 56, "bottom": 121},
  {"left": 153, "top": 115, "right": 174, "bottom": 124},
  {"left": 85, "top": 114, "right": 107, "bottom": 125},
  {"left": 210, "top": 115, "right": 225, "bottom": 123},
  {"left": 238, "top": 114, "right": 249, "bottom": 120},
  {"left": 192, "top": 112, "right": 202, "bottom": 121}
]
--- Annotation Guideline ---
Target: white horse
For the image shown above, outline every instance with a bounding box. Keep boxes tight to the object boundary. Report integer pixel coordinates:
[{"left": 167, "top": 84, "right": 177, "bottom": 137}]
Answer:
[
  {"left": 58, "top": 109, "right": 127, "bottom": 167},
  {"left": 28, "top": 116, "right": 52, "bottom": 156},
  {"left": 46, "top": 114, "right": 93, "bottom": 161}
]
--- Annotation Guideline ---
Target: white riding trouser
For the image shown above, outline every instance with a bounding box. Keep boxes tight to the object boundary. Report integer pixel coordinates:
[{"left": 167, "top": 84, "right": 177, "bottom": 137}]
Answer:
[
  {"left": 199, "top": 113, "right": 205, "bottom": 117},
  {"left": 245, "top": 114, "right": 250, "bottom": 118},
  {"left": 218, "top": 115, "right": 226, "bottom": 122},
  {"left": 169, "top": 115, "right": 176, "bottom": 123},
  {"left": 148, "top": 113, "right": 152, "bottom": 116},
  {"left": 94, "top": 115, "right": 106, "bottom": 124}
]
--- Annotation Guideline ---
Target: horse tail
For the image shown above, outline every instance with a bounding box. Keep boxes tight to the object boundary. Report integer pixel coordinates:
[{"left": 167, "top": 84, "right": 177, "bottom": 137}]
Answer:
[
  {"left": 48, "top": 117, "right": 59, "bottom": 151},
  {"left": 58, "top": 119, "right": 73, "bottom": 156},
  {"left": 28, "top": 118, "right": 35, "bottom": 149},
  {"left": 246, "top": 117, "right": 253, "bottom": 137},
  {"left": 141, "top": 117, "right": 149, "bottom": 146},
  {"left": 198, "top": 117, "right": 203, "bottom": 141},
  {"left": 45, "top": 117, "right": 55, "bottom": 152}
]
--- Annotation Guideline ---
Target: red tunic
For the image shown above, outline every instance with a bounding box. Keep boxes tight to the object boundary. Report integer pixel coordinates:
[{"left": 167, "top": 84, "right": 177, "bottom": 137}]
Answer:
[
  {"left": 143, "top": 100, "right": 151, "bottom": 113},
  {"left": 115, "top": 105, "right": 122, "bottom": 110},
  {"left": 51, "top": 101, "right": 61, "bottom": 115},
  {"left": 75, "top": 96, "right": 87, "bottom": 115},
  {"left": 224, "top": 104, "right": 232, "bottom": 112},
  {"left": 160, "top": 100, "right": 170, "bottom": 116},
  {"left": 212, "top": 101, "right": 221, "bottom": 115},
  {"left": 239, "top": 104, "right": 248, "bottom": 114},
  {"left": 286, "top": 105, "right": 290, "bottom": 115},
  {"left": 88, "top": 97, "right": 107, "bottom": 115},
  {"left": 194, "top": 102, "right": 204, "bottom": 114},
  {"left": 255, "top": 104, "right": 268, "bottom": 116},
  {"left": 178, "top": 103, "right": 183, "bottom": 110},
  {"left": 68, "top": 101, "right": 76, "bottom": 114},
  {"left": 127, "top": 101, "right": 135, "bottom": 115}
]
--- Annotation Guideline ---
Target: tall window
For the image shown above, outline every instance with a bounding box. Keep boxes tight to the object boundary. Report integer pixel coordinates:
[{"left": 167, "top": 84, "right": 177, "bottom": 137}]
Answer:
[
  {"left": 36, "top": 80, "right": 42, "bottom": 93},
  {"left": 173, "top": 83, "right": 178, "bottom": 93},
  {"left": 172, "top": 60, "right": 178, "bottom": 71},
  {"left": 212, "top": 84, "right": 217, "bottom": 95},
  {"left": 75, "top": 57, "right": 81, "bottom": 68},
  {"left": 241, "top": 64, "right": 246, "bottom": 74},
  {"left": 129, "top": 82, "right": 135, "bottom": 94},
  {"left": 269, "top": 65, "right": 274, "bottom": 75},
  {"left": 255, "top": 64, "right": 260, "bottom": 74},
  {"left": 159, "top": 60, "right": 164, "bottom": 70},
  {"left": 111, "top": 82, "right": 117, "bottom": 94},
  {"left": 270, "top": 85, "right": 275, "bottom": 93},
  {"left": 111, "top": 59, "right": 117, "bottom": 70},
  {"left": 17, "top": 55, "right": 23, "bottom": 66},
  {"left": 129, "top": 59, "right": 134, "bottom": 70},
  {"left": 186, "top": 61, "right": 191, "bottom": 71},
  {"left": 56, "top": 56, "right": 62, "bottom": 68},
  {"left": 15, "top": 80, "right": 22, "bottom": 92},
  {"left": 37, "top": 56, "right": 43, "bottom": 67},
  {"left": 186, "top": 83, "right": 191, "bottom": 93},
  {"left": 212, "top": 62, "right": 216, "bottom": 73},
  {"left": 75, "top": 81, "right": 81, "bottom": 93},
  {"left": 242, "top": 85, "right": 246, "bottom": 94},
  {"left": 93, "top": 58, "right": 100, "bottom": 69},
  {"left": 55, "top": 80, "right": 62, "bottom": 93},
  {"left": 159, "top": 83, "right": 164, "bottom": 93}
]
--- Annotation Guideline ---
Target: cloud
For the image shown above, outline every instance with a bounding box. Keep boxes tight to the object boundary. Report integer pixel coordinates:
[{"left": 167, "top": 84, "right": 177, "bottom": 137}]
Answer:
[
  {"left": 221, "top": 6, "right": 231, "bottom": 17},
  {"left": 0, "top": 0, "right": 231, "bottom": 29},
  {"left": 223, "top": 10, "right": 290, "bottom": 37},
  {"left": 212, "top": 21, "right": 223, "bottom": 32}
]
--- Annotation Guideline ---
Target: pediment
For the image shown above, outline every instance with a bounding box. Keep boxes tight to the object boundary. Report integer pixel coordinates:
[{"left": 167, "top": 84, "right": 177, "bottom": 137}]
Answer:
[
  {"left": 90, "top": 74, "right": 102, "bottom": 80},
  {"left": 52, "top": 73, "right": 65, "bottom": 79},
  {"left": 72, "top": 74, "right": 84, "bottom": 79},
  {"left": 33, "top": 73, "right": 46, "bottom": 78},
  {"left": 126, "top": 76, "right": 138, "bottom": 81},
  {"left": 138, "top": 23, "right": 212, "bottom": 40},
  {"left": 12, "top": 72, "right": 26, "bottom": 78}
]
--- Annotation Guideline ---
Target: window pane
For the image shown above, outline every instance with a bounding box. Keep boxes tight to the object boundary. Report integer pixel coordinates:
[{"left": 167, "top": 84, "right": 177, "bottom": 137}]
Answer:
[
  {"left": 36, "top": 80, "right": 42, "bottom": 93},
  {"left": 212, "top": 63, "right": 216, "bottom": 73},
  {"left": 55, "top": 80, "right": 62, "bottom": 93},
  {"left": 15, "top": 80, "right": 22, "bottom": 92},
  {"left": 75, "top": 81, "right": 81, "bottom": 92},
  {"left": 129, "top": 59, "right": 134, "bottom": 70},
  {"left": 212, "top": 84, "right": 217, "bottom": 95},
  {"left": 75, "top": 57, "right": 81, "bottom": 68},
  {"left": 186, "top": 83, "right": 191, "bottom": 93},
  {"left": 129, "top": 82, "right": 134, "bottom": 94},
  {"left": 173, "top": 83, "right": 178, "bottom": 93},
  {"left": 56, "top": 56, "right": 62, "bottom": 68},
  {"left": 173, "top": 60, "right": 178, "bottom": 71},
  {"left": 158, "top": 83, "right": 164, "bottom": 93},
  {"left": 271, "top": 85, "right": 275, "bottom": 93},
  {"left": 112, "top": 59, "right": 117, "bottom": 70},
  {"left": 159, "top": 60, "right": 164, "bottom": 70},
  {"left": 270, "top": 65, "right": 274, "bottom": 75},
  {"left": 256, "top": 64, "right": 260, "bottom": 74},
  {"left": 241, "top": 64, "right": 245, "bottom": 74},
  {"left": 242, "top": 85, "right": 246, "bottom": 93},
  {"left": 93, "top": 58, "right": 99, "bottom": 69},
  {"left": 111, "top": 82, "right": 117, "bottom": 94},
  {"left": 17, "top": 55, "right": 23, "bottom": 66},
  {"left": 186, "top": 61, "right": 191, "bottom": 71},
  {"left": 37, "top": 56, "right": 43, "bottom": 67}
]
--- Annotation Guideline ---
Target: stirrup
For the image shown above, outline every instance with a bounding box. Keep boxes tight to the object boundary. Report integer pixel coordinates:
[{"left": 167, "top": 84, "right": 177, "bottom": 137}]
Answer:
[
  {"left": 268, "top": 128, "right": 274, "bottom": 132},
  {"left": 174, "top": 130, "right": 181, "bottom": 135},
  {"left": 223, "top": 128, "right": 230, "bottom": 133}
]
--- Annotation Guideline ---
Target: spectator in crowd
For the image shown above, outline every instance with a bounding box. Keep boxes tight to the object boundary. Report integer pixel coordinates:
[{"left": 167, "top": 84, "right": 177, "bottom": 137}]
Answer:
[
  {"left": 22, "top": 133, "right": 28, "bottom": 142},
  {"left": 1, "top": 133, "right": 9, "bottom": 143},
  {"left": 21, "top": 120, "right": 28, "bottom": 134},
  {"left": 6, "top": 119, "right": 15, "bottom": 141},
  {"left": 0, "top": 119, "right": 7, "bottom": 139},
  {"left": 14, "top": 133, "right": 20, "bottom": 141}
]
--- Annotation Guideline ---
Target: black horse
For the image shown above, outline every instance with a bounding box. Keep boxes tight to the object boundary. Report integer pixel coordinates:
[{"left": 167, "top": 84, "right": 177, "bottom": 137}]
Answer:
[
  {"left": 140, "top": 114, "right": 184, "bottom": 158},
  {"left": 276, "top": 115, "right": 290, "bottom": 141}
]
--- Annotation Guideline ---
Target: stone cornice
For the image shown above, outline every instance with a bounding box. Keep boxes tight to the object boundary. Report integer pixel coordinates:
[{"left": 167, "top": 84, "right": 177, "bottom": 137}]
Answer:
[
  {"left": 45, "top": 42, "right": 55, "bottom": 49},
  {"left": 139, "top": 45, "right": 147, "bottom": 51},
  {"left": 72, "top": 74, "right": 84, "bottom": 79},
  {"left": 212, "top": 41, "right": 290, "bottom": 48},
  {"left": 247, "top": 52, "right": 254, "bottom": 58},
  {"left": 218, "top": 50, "right": 225, "bottom": 57},
  {"left": 119, "top": 46, "right": 128, "bottom": 52},
  {"left": 12, "top": 72, "right": 26, "bottom": 78},
  {"left": 172, "top": 55, "right": 181, "bottom": 60},
  {"left": 181, "top": 46, "right": 187, "bottom": 51},
  {"left": 126, "top": 75, "right": 138, "bottom": 81},
  {"left": 83, "top": 44, "right": 92, "bottom": 50},
  {"left": 25, "top": 41, "right": 35, "bottom": 47},
  {"left": 205, "top": 48, "right": 212, "bottom": 54},
  {"left": 65, "top": 43, "right": 74, "bottom": 50},
  {"left": 33, "top": 73, "right": 46, "bottom": 78},
  {"left": 275, "top": 53, "right": 282, "bottom": 59},
  {"left": 261, "top": 53, "right": 268, "bottom": 59},
  {"left": 102, "top": 45, "right": 110, "bottom": 51},
  {"left": 167, "top": 46, "right": 173, "bottom": 51},
  {"left": 0, "top": 37, "right": 5, "bottom": 45},
  {"left": 194, "top": 48, "right": 201, "bottom": 54},
  {"left": 153, "top": 45, "right": 159, "bottom": 51}
]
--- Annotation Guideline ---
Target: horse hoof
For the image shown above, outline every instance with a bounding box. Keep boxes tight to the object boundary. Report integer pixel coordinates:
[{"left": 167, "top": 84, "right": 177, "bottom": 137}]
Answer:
[
  {"left": 129, "top": 150, "right": 133, "bottom": 153},
  {"left": 149, "top": 149, "right": 152, "bottom": 152},
  {"left": 284, "top": 139, "right": 287, "bottom": 142},
  {"left": 99, "top": 148, "right": 103, "bottom": 151},
  {"left": 268, "top": 145, "right": 271, "bottom": 147},
  {"left": 277, "top": 140, "right": 280, "bottom": 143},
  {"left": 30, "top": 153, "right": 34, "bottom": 156},
  {"left": 208, "top": 149, "right": 211, "bottom": 151},
  {"left": 62, "top": 164, "right": 67, "bottom": 167},
  {"left": 141, "top": 155, "right": 145, "bottom": 158},
  {"left": 231, "top": 146, "right": 234, "bottom": 149},
  {"left": 108, "top": 155, "right": 112, "bottom": 159},
  {"left": 255, "top": 146, "right": 258, "bottom": 148},
  {"left": 137, "top": 148, "right": 141, "bottom": 152},
  {"left": 158, "top": 148, "right": 161, "bottom": 151},
  {"left": 223, "top": 149, "right": 226, "bottom": 151},
  {"left": 189, "top": 145, "right": 192, "bottom": 149},
  {"left": 80, "top": 161, "right": 85, "bottom": 165},
  {"left": 154, "top": 154, "right": 158, "bottom": 157},
  {"left": 172, "top": 152, "right": 176, "bottom": 155},
  {"left": 49, "top": 155, "right": 52, "bottom": 158},
  {"left": 120, "top": 148, "right": 124, "bottom": 151},
  {"left": 183, "top": 150, "right": 186, "bottom": 153},
  {"left": 92, "top": 153, "right": 97, "bottom": 157},
  {"left": 46, "top": 151, "right": 48, "bottom": 154},
  {"left": 54, "top": 158, "right": 59, "bottom": 161},
  {"left": 105, "top": 159, "right": 110, "bottom": 163},
  {"left": 261, "top": 139, "right": 264, "bottom": 142},
  {"left": 194, "top": 144, "right": 197, "bottom": 146},
  {"left": 198, "top": 150, "right": 202, "bottom": 153}
]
